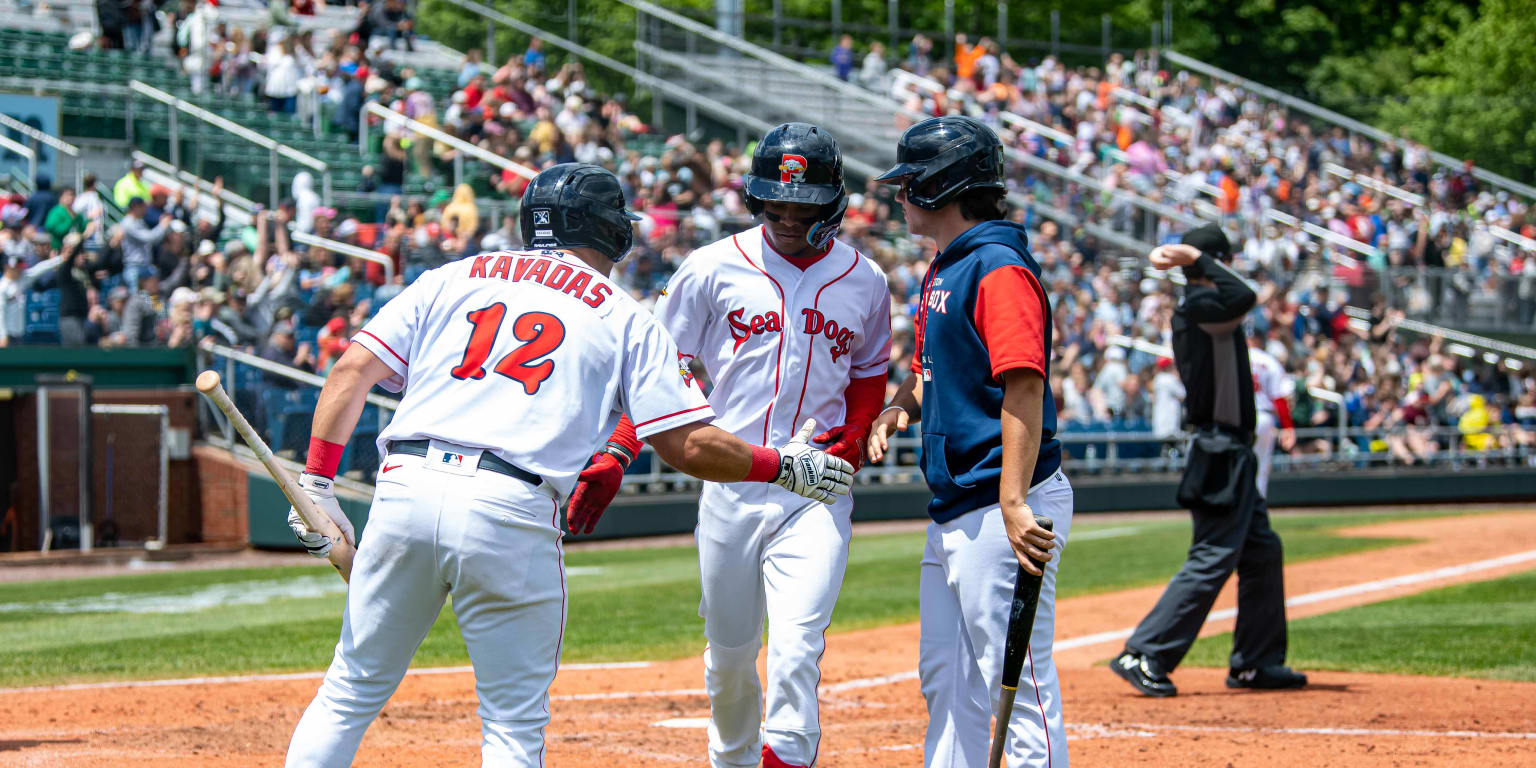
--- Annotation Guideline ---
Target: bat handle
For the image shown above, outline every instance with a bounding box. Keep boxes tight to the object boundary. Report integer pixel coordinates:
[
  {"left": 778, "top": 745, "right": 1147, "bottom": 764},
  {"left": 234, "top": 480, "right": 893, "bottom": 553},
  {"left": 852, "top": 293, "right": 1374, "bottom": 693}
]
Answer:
[{"left": 990, "top": 515, "right": 1053, "bottom": 768}]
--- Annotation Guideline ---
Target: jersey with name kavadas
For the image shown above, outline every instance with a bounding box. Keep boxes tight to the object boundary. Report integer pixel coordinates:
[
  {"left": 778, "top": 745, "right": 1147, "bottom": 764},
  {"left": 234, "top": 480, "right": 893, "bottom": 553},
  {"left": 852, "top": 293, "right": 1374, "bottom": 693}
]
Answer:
[
  {"left": 653, "top": 225, "right": 892, "bottom": 450},
  {"left": 351, "top": 249, "right": 714, "bottom": 497}
]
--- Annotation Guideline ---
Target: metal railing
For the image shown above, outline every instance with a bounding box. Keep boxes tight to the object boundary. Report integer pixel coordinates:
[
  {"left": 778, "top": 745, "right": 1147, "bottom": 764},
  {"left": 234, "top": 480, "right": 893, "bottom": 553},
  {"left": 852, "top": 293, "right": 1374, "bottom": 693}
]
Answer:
[
  {"left": 291, "top": 230, "right": 396, "bottom": 286},
  {"left": 0, "top": 113, "right": 82, "bottom": 193},
  {"left": 1162, "top": 50, "right": 1536, "bottom": 203},
  {"left": 127, "top": 80, "right": 332, "bottom": 209},
  {"left": 361, "top": 102, "right": 537, "bottom": 187},
  {"left": 1344, "top": 305, "right": 1535, "bottom": 366},
  {"left": 437, "top": 0, "right": 805, "bottom": 158},
  {"left": 131, "top": 150, "right": 258, "bottom": 230},
  {"left": 0, "top": 134, "right": 37, "bottom": 189},
  {"left": 1371, "top": 267, "right": 1536, "bottom": 333}
]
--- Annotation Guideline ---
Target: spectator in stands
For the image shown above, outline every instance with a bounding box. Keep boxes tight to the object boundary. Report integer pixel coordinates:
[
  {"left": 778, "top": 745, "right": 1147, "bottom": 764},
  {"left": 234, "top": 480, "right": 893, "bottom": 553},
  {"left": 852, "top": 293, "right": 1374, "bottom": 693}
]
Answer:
[
  {"left": 372, "top": 0, "right": 415, "bottom": 52},
  {"left": 44, "top": 188, "right": 87, "bottom": 251},
  {"left": 1151, "top": 357, "right": 1185, "bottom": 442},
  {"left": 122, "top": 0, "right": 157, "bottom": 57},
  {"left": 24, "top": 179, "right": 56, "bottom": 230},
  {"left": 523, "top": 37, "right": 546, "bottom": 75},
  {"left": 119, "top": 269, "right": 162, "bottom": 346},
  {"left": 458, "top": 49, "right": 484, "bottom": 88},
  {"left": 265, "top": 38, "right": 301, "bottom": 114},
  {"left": 89, "top": 285, "right": 127, "bottom": 343},
  {"left": 906, "top": 33, "right": 932, "bottom": 77},
  {"left": 73, "top": 173, "right": 106, "bottom": 251},
  {"left": 1, "top": 250, "right": 63, "bottom": 346},
  {"left": 831, "top": 34, "right": 855, "bottom": 81},
  {"left": 860, "top": 41, "right": 888, "bottom": 90},
  {"left": 441, "top": 185, "right": 478, "bottom": 240},
  {"left": 292, "top": 173, "right": 321, "bottom": 235},
  {"left": 953, "top": 34, "right": 986, "bottom": 85},
  {"left": 259, "top": 318, "right": 314, "bottom": 383},
  {"left": 41, "top": 234, "right": 105, "bottom": 347},
  {"left": 113, "top": 161, "right": 151, "bottom": 209},
  {"left": 120, "top": 197, "right": 171, "bottom": 289},
  {"left": 177, "top": 0, "right": 218, "bottom": 95},
  {"left": 96, "top": 0, "right": 125, "bottom": 50},
  {"left": 291, "top": 0, "right": 323, "bottom": 15}
]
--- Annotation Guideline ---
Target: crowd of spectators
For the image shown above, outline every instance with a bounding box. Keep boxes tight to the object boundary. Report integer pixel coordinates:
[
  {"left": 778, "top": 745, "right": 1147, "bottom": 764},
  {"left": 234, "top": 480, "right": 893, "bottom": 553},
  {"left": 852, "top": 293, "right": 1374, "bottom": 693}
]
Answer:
[
  {"left": 859, "top": 34, "right": 1536, "bottom": 329},
  {"left": 14, "top": 14, "right": 1535, "bottom": 470}
]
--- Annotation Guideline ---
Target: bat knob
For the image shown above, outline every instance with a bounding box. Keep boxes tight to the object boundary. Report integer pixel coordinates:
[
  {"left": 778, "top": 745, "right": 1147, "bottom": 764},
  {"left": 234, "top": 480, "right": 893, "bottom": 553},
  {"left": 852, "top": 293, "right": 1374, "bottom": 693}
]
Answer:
[
  {"left": 1033, "top": 514, "right": 1053, "bottom": 532},
  {"left": 196, "top": 370, "right": 222, "bottom": 393}
]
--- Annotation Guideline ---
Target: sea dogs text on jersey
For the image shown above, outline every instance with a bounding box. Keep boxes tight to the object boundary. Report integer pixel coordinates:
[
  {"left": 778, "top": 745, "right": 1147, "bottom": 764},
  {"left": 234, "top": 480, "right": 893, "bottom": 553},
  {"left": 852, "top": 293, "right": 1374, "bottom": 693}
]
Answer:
[
  {"left": 726, "top": 306, "right": 857, "bottom": 362},
  {"left": 467, "top": 252, "right": 613, "bottom": 308}
]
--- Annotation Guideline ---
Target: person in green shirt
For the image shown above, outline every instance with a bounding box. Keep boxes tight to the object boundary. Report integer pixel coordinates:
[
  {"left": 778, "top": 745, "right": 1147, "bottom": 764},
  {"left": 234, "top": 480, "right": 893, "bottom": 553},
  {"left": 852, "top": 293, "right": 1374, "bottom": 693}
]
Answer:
[
  {"left": 113, "top": 160, "right": 152, "bottom": 209},
  {"left": 43, "top": 188, "right": 87, "bottom": 250}
]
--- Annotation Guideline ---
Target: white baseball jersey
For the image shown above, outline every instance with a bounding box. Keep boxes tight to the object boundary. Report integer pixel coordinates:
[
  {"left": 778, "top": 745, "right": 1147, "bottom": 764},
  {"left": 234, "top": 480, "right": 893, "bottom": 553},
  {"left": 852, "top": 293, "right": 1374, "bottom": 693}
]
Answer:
[
  {"left": 653, "top": 225, "right": 892, "bottom": 447},
  {"left": 1248, "top": 347, "right": 1293, "bottom": 416},
  {"left": 352, "top": 249, "right": 713, "bottom": 497}
]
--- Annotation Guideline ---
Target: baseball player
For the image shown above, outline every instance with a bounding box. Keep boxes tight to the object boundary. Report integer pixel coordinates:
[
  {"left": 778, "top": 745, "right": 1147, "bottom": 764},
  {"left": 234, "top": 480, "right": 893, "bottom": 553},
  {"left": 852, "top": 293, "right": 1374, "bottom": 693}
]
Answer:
[
  {"left": 566, "top": 123, "right": 891, "bottom": 768},
  {"left": 1247, "top": 336, "right": 1295, "bottom": 497},
  {"left": 869, "top": 116, "right": 1071, "bottom": 768},
  {"left": 281, "top": 163, "right": 853, "bottom": 768}
]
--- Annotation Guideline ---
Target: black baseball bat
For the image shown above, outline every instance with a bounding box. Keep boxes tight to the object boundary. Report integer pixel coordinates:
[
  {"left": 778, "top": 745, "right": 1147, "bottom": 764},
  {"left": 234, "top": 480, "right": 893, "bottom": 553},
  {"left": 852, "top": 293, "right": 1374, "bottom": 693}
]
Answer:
[{"left": 988, "top": 515, "right": 1053, "bottom": 768}]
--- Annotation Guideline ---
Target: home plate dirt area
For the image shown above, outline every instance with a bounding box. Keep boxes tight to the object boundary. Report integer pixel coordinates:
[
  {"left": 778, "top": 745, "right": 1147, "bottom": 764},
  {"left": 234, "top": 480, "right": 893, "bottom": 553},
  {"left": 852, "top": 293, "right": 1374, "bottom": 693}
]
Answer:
[{"left": 0, "top": 510, "right": 1533, "bottom": 767}]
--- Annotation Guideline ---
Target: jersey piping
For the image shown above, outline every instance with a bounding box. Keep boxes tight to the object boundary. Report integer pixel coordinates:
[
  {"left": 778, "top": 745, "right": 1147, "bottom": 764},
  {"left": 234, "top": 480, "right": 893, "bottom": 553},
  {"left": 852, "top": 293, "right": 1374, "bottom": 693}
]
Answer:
[{"left": 734, "top": 233, "right": 788, "bottom": 446}]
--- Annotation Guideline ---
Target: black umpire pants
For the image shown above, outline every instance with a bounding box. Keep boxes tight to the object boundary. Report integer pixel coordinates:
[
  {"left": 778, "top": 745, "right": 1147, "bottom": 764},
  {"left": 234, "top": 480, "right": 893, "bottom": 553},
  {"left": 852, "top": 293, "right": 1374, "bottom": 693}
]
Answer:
[{"left": 1125, "top": 447, "right": 1288, "bottom": 673}]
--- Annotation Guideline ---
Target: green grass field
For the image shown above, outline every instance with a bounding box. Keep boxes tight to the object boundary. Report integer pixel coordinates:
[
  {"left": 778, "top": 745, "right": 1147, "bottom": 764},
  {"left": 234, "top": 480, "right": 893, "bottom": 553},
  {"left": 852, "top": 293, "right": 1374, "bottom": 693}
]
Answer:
[
  {"left": 0, "top": 508, "right": 1480, "bottom": 688},
  {"left": 1183, "top": 567, "right": 1536, "bottom": 681}
]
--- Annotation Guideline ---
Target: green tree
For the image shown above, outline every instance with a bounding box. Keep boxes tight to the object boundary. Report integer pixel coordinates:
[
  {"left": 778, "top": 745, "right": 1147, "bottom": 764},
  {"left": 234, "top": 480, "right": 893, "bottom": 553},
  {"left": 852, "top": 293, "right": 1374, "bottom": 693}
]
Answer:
[{"left": 1378, "top": 0, "right": 1536, "bottom": 180}]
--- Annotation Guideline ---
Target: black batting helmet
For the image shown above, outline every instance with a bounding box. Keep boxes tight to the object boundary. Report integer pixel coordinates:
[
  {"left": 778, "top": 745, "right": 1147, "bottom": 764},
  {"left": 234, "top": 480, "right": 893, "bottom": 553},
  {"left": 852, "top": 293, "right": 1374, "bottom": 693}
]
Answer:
[
  {"left": 743, "top": 122, "right": 848, "bottom": 250},
  {"left": 520, "top": 163, "right": 642, "bottom": 262},
  {"left": 875, "top": 116, "right": 1005, "bottom": 211}
]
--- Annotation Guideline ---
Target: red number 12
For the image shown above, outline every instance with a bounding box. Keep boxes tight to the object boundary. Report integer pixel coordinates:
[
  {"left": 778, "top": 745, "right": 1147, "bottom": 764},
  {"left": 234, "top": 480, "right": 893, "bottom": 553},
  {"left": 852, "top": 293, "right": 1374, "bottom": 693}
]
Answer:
[{"left": 450, "top": 304, "right": 565, "bottom": 395}]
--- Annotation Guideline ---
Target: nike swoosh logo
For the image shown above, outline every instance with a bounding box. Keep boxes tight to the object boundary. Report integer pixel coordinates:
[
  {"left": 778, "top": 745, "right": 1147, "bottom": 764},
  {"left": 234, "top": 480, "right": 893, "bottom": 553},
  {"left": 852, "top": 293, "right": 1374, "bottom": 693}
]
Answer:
[{"left": 381, "top": 463, "right": 402, "bottom": 473}]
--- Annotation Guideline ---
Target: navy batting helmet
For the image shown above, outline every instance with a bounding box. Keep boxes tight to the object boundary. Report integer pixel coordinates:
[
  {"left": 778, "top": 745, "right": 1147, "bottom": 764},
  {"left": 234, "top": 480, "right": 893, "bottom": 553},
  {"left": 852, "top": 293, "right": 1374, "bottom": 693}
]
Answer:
[
  {"left": 743, "top": 122, "right": 848, "bottom": 250},
  {"left": 520, "top": 163, "right": 642, "bottom": 263},
  {"left": 875, "top": 116, "right": 1005, "bottom": 211}
]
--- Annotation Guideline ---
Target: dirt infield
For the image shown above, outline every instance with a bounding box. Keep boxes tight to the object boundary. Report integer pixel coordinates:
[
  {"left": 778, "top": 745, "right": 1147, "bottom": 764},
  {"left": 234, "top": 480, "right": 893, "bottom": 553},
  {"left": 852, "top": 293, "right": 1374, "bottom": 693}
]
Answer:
[{"left": 1, "top": 510, "right": 1533, "bottom": 767}]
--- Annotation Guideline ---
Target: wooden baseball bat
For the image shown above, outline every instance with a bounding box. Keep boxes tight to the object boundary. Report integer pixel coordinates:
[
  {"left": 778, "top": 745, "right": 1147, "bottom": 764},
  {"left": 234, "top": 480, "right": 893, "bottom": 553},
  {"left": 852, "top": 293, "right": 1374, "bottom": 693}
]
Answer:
[
  {"left": 196, "top": 370, "right": 355, "bottom": 582},
  {"left": 988, "top": 515, "right": 1053, "bottom": 768}
]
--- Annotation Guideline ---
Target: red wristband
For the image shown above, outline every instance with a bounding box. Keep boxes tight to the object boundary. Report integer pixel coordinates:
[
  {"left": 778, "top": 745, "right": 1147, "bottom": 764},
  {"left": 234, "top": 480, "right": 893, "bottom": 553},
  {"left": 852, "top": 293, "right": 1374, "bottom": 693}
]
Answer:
[
  {"left": 744, "top": 445, "right": 781, "bottom": 482},
  {"left": 305, "top": 437, "right": 346, "bottom": 478}
]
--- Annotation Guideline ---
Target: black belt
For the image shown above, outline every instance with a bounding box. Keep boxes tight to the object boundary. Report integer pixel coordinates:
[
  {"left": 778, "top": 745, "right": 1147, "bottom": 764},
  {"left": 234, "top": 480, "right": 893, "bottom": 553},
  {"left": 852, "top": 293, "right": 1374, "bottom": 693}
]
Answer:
[{"left": 387, "top": 440, "right": 543, "bottom": 488}]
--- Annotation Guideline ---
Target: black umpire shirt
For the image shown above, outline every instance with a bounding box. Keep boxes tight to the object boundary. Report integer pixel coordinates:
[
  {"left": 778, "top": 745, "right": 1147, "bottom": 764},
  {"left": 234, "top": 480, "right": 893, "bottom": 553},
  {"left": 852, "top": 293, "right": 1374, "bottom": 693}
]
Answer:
[{"left": 1171, "top": 254, "right": 1259, "bottom": 435}]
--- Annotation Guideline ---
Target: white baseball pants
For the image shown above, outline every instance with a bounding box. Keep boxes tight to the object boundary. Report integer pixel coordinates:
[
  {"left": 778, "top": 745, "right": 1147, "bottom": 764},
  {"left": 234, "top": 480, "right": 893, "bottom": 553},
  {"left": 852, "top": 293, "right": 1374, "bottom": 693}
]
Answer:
[
  {"left": 286, "top": 447, "right": 566, "bottom": 768},
  {"left": 919, "top": 470, "right": 1074, "bottom": 768},
  {"left": 1254, "top": 411, "right": 1277, "bottom": 498},
  {"left": 696, "top": 482, "right": 853, "bottom": 768}
]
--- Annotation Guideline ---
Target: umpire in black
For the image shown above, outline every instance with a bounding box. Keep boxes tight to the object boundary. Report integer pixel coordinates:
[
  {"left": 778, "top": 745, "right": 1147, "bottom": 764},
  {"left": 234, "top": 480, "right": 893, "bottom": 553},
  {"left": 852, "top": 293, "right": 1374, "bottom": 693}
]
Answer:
[{"left": 1111, "top": 225, "right": 1306, "bottom": 697}]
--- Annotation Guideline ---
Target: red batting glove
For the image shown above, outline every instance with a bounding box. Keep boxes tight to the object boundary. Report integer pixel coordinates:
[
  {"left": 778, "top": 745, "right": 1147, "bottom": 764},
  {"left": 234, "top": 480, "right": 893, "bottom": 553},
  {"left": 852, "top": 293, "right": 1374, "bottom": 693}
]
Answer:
[
  {"left": 566, "top": 452, "right": 625, "bottom": 535},
  {"left": 813, "top": 424, "right": 869, "bottom": 472}
]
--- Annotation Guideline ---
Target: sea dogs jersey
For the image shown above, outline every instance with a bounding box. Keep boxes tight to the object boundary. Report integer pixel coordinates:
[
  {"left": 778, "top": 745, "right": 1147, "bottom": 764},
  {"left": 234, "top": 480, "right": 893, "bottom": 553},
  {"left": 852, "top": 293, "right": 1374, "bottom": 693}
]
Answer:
[
  {"left": 1248, "top": 347, "right": 1293, "bottom": 417},
  {"left": 653, "top": 225, "right": 892, "bottom": 448}
]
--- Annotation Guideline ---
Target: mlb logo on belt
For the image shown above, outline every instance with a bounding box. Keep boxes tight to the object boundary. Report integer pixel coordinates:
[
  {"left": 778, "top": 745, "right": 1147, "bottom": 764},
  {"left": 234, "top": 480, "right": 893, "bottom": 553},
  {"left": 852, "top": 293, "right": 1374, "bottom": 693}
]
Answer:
[
  {"left": 533, "top": 209, "right": 552, "bottom": 226},
  {"left": 779, "top": 154, "right": 808, "bottom": 183},
  {"left": 441, "top": 452, "right": 465, "bottom": 468}
]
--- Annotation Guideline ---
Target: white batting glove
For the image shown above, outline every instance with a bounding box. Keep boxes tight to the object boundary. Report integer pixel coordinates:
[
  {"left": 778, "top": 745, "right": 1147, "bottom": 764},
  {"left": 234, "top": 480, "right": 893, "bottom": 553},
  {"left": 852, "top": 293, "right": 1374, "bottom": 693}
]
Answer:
[
  {"left": 772, "top": 420, "right": 855, "bottom": 503},
  {"left": 287, "top": 473, "right": 356, "bottom": 559}
]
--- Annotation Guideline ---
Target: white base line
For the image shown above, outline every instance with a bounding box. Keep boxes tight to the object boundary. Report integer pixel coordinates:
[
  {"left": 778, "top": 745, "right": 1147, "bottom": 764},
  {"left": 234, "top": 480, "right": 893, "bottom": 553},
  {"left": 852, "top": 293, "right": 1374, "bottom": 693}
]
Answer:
[
  {"left": 1108, "top": 722, "right": 1536, "bottom": 740},
  {"left": 0, "top": 661, "right": 652, "bottom": 695},
  {"left": 7, "top": 549, "right": 1533, "bottom": 697}
]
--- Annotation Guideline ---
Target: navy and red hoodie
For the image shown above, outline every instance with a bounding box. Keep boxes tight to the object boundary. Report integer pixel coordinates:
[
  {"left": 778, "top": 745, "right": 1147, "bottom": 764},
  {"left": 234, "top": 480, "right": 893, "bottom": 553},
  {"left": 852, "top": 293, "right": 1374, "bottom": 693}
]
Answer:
[{"left": 911, "top": 220, "right": 1061, "bottom": 523}]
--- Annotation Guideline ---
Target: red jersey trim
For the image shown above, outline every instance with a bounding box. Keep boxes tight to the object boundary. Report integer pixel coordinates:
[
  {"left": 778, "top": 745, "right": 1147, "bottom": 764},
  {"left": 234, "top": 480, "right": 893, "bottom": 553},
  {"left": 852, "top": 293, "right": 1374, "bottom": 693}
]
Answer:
[
  {"left": 734, "top": 233, "right": 789, "bottom": 445},
  {"left": 790, "top": 250, "right": 860, "bottom": 430},
  {"left": 760, "top": 223, "right": 833, "bottom": 268},
  {"left": 356, "top": 329, "right": 408, "bottom": 367},
  {"left": 632, "top": 403, "right": 713, "bottom": 430}
]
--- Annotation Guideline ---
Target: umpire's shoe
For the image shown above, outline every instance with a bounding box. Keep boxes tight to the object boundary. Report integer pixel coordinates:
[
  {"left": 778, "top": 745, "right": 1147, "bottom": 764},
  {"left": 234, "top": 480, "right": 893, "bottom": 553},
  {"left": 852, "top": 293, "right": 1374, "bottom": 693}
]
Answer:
[
  {"left": 1112, "top": 651, "right": 1177, "bottom": 697},
  {"left": 1227, "top": 665, "right": 1308, "bottom": 690}
]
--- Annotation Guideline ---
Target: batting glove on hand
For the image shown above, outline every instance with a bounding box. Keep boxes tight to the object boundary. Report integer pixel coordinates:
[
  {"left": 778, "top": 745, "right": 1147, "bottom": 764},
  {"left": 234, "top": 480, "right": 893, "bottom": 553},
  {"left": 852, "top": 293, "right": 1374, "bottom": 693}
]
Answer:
[
  {"left": 773, "top": 420, "right": 855, "bottom": 503},
  {"left": 287, "top": 473, "right": 356, "bottom": 559},
  {"left": 813, "top": 423, "right": 870, "bottom": 472},
  {"left": 566, "top": 451, "right": 625, "bottom": 535}
]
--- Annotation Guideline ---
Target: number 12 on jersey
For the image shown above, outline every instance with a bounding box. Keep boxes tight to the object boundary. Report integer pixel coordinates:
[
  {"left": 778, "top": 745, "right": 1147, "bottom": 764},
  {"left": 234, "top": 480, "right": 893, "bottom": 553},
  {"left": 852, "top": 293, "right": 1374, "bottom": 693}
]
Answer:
[{"left": 450, "top": 304, "right": 566, "bottom": 395}]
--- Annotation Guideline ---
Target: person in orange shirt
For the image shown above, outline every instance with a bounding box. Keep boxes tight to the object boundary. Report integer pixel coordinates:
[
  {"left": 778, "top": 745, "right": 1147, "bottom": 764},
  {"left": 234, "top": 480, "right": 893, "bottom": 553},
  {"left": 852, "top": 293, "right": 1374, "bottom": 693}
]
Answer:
[
  {"left": 954, "top": 33, "right": 986, "bottom": 83},
  {"left": 1219, "top": 174, "right": 1240, "bottom": 215}
]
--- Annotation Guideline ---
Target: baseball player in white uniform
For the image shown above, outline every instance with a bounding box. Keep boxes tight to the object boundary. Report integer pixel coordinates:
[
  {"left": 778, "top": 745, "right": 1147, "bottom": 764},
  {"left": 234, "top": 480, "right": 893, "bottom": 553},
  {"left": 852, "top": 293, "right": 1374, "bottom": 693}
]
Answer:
[
  {"left": 281, "top": 163, "right": 853, "bottom": 768},
  {"left": 1247, "top": 338, "right": 1295, "bottom": 497},
  {"left": 570, "top": 123, "right": 890, "bottom": 768}
]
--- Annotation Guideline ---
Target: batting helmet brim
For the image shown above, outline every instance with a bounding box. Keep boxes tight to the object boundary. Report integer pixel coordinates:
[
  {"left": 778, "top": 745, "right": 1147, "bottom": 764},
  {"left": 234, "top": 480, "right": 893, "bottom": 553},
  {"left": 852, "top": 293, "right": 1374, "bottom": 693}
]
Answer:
[
  {"left": 873, "top": 161, "right": 924, "bottom": 183},
  {"left": 743, "top": 175, "right": 843, "bottom": 208}
]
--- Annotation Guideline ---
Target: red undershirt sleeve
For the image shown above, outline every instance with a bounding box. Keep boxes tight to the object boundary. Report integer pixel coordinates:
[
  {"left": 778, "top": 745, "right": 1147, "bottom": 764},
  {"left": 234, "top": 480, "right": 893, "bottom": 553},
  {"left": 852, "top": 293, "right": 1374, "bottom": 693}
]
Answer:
[
  {"left": 843, "top": 374, "right": 886, "bottom": 429},
  {"left": 1273, "top": 397, "right": 1294, "bottom": 430},
  {"left": 972, "top": 265, "right": 1048, "bottom": 380}
]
